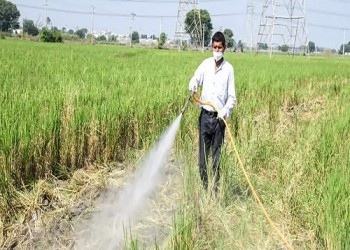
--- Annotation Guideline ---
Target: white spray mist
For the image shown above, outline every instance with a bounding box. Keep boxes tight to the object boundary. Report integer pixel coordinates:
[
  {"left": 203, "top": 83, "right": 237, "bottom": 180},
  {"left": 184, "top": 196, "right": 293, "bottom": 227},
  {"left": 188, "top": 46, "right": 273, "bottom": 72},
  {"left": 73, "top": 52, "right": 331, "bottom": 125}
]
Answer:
[{"left": 76, "top": 115, "right": 182, "bottom": 250}]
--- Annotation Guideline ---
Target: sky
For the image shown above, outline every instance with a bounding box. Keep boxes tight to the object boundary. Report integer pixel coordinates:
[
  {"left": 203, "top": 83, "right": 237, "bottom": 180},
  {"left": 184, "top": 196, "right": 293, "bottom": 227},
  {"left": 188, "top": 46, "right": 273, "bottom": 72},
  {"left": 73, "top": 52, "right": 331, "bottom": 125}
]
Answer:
[{"left": 10, "top": 0, "right": 350, "bottom": 50}]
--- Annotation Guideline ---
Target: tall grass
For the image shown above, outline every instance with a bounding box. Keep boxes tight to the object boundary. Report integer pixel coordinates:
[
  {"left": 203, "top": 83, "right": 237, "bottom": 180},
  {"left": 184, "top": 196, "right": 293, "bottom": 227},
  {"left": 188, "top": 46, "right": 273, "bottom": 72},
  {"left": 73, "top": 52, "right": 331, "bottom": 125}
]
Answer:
[
  {"left": 1, "top": 39, "right": 350, "bottom": 247},
  {"left": 0, "top": 40, "right": 192, "bottom": 187},
  {"left": 173, "top": 53, "right": 350, "bottom": 248}
]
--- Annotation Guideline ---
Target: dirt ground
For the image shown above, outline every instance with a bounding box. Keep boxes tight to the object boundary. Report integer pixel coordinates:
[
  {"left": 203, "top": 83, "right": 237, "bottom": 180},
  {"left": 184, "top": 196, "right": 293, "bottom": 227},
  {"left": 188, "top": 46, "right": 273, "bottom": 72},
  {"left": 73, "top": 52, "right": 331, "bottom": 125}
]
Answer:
[{"left": 2, "top": 155, "right": 184, "bottom": 250}]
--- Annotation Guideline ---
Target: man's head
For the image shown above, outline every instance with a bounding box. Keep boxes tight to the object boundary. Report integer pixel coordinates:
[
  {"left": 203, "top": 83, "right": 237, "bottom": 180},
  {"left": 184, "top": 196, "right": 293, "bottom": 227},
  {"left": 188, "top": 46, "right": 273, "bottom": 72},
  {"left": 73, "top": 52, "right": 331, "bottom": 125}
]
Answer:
[
  {"left": 211, "top": 31, "right": 226, "bottom": 62},
  {"left": 212, "top": 31, "right": 226, "bottom": 48}
]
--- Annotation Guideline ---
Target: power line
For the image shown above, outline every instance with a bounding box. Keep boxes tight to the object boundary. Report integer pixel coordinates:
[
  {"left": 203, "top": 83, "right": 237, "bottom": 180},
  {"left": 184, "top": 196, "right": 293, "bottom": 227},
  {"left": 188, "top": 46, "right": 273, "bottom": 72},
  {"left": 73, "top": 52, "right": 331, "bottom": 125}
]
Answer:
[
  {"left": 16, "top": 3, "right": 350, "bottom": 33},
  {"left": 17, "top": 3, "right": 350, "bottom": 19},
  {"left": 17, "top": 4, "right": 92, "bottom": 15},
  {"left": 17, "top": 4, "right": 158, "bottom": 17},
  {"left": 16, "top": 4, "right": 244, "bottom": 19},
  {"left": 309, "top": 23, "right": 350, "bottom": 31},
  {"left": 95, "top": 0, "right": 237, "bottom": 3},
  {"left": 211, "top": 12, "right": 245, "bottom": 17},
  {"left": 329, "top": 0, "right": 350, "bottom": 3},
  {"left": 308, "top": 8, "right": 350, "bottom": 18}
]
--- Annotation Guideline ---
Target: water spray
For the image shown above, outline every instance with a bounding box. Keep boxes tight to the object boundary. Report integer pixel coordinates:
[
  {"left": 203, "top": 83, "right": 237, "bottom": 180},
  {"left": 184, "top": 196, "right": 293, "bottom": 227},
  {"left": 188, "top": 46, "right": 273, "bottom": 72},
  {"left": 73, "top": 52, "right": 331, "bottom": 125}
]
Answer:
[
  {"left": 76, "top": 106, "right": 184, "bottom": 249},
  {"left": 76, "top": 91, "right": 292, "bottom": 250}
]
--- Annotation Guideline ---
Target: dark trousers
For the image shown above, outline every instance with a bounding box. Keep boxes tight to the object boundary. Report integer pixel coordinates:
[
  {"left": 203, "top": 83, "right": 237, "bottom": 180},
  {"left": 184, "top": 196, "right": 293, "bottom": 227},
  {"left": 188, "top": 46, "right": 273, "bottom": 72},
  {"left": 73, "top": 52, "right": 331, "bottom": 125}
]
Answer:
[{"left": 198, "top": 108, "right": 226, "bottom": 192}]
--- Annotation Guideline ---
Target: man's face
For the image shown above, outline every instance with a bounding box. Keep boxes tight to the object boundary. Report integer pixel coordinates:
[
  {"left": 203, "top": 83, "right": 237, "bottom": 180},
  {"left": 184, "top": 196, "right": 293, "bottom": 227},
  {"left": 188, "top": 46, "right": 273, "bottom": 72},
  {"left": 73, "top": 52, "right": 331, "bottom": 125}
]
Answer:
[{"left": 212, "top": 41, "right": 225, "bottom": 53}]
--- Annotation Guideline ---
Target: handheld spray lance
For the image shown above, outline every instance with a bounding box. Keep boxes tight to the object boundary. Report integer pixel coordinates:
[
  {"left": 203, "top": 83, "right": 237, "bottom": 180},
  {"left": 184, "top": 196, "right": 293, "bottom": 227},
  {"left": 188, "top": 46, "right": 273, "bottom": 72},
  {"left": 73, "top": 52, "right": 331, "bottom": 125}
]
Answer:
[
  {"left": 180, "top": 92, "right": 216, "bottom": 115},
  {"left": 180, "top": 91, "right": 221, "bottom": 115},
  {"left": 180, "top": 92, "right": 193, "bottom": 115}
]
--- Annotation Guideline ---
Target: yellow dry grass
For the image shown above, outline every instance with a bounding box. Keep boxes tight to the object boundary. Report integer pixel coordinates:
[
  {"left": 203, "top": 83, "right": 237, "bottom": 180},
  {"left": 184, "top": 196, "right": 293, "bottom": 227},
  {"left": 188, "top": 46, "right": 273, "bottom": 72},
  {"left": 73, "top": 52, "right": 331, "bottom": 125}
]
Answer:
[{"left": 2, "top": 152, "right": 184, "bottom": 250}]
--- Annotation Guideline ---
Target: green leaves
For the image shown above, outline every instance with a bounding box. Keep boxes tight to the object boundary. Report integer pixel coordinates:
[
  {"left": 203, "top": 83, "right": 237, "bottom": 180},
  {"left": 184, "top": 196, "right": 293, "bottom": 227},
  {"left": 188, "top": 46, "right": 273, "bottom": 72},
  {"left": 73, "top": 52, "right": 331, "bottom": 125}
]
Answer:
[{"left": 0, "top": 0, "right": 20, "bottom": 32}]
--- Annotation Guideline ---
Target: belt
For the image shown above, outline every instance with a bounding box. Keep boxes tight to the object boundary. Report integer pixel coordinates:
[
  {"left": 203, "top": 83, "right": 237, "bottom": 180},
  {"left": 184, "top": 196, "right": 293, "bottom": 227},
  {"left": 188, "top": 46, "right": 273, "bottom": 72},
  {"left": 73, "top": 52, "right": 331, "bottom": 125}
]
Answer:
[{"left": 202, "top": 108, "right": 218, "bottom": 117}]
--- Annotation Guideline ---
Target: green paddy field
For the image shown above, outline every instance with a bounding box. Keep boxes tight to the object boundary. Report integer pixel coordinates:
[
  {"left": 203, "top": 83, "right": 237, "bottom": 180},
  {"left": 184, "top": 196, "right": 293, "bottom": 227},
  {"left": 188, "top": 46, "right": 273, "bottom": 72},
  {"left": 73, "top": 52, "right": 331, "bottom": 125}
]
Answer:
[{"left": 1, "top": 39, "right": 349, "bottom": 249}]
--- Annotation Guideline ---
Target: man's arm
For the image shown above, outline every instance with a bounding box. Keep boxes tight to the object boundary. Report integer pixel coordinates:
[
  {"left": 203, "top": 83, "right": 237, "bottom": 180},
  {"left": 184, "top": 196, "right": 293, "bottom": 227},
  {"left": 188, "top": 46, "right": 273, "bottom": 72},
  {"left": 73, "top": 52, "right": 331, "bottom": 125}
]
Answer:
[
  {"left": 222, "top": 67, "right": 236, "bottom": 118},
  {"left": 188, "top": 61, "right": 205, "bottom": 92}
]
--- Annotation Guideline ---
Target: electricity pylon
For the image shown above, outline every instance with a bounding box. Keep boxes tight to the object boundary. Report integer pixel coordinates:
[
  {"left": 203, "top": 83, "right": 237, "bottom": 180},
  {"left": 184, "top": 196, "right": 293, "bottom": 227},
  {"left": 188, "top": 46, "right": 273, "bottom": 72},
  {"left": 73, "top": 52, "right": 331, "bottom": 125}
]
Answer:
[
  {"left": 244, "top": 0, "right": 255, "bottom": 51},
  {"left": 257, "top": 0, "right": 308, "bottom": 57},
  {"left": 175, "top": 0, "right": 202, "bottom": 50}
]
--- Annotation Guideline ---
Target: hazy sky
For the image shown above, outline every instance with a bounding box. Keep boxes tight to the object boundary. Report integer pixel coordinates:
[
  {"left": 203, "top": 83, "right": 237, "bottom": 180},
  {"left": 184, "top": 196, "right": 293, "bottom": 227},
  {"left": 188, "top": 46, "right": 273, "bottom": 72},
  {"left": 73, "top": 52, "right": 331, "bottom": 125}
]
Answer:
[{"left": 10, "top": 0, "right": 350, "bottom": 49}]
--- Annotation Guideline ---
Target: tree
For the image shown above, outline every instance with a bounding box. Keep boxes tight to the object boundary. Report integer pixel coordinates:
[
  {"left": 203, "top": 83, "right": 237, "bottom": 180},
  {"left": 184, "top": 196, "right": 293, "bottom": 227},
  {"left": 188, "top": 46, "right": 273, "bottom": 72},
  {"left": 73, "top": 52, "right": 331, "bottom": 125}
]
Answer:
[
  {"left": 185, "top": 9, "right": 213, "bottom": 47},
  {"left": 308, "top": 41, "right": 316, "bottom": 53},
  {"left": 280, "top": 44, "right": 289, "bottom": 52},
  {"left": 23, "top": 19, "right": 39, "bottom": 36},
  {"left": 339, "top": 42, "right": 350, "bottom": 55},
  {"left": 223, "top": 28, "right": 234, "bottom": 49},
  {"left": 0, "top": 0, "right": 20, "bottom": 32},
  {"left": 96, "top": 35, "right": 106, "bottom": 41},
  {"left": 237, "top": 40, "right": 244, "bottom": 52},
  {"left": 108, "top": 35, "right": 117, "bottom": 42},
  {"left": 75, "top": 28, "right": 88, "bottom": 39},
  {"left": 258, "top": 42, "right": 268, "bottom": 50},
  {"left": 46, "top": 17, "right": 51, "bottom": 27},
  {"left": 40, "top": 27, "right": 63, "bottom": 43},
  {"left": 131, "top": 31, "right": 139, "bottom": 43},
  {"left": 158, "top": 32, "right": 167, "bottom": 48}
]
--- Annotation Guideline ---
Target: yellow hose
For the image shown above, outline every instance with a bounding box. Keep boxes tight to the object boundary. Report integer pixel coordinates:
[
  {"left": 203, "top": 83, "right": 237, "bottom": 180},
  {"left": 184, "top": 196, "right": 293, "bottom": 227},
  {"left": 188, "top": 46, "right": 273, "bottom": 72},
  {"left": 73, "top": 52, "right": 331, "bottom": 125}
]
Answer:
[{"left": 192, "top": 93, "right": 294, "bottom": 250}]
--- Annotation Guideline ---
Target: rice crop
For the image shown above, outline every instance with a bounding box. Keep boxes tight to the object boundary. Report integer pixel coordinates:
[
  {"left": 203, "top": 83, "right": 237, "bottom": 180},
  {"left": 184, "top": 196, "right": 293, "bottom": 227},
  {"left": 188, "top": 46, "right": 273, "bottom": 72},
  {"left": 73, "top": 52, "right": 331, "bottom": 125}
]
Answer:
[{"left": 1, "top": 39, "right": 350, "bottom": 248}]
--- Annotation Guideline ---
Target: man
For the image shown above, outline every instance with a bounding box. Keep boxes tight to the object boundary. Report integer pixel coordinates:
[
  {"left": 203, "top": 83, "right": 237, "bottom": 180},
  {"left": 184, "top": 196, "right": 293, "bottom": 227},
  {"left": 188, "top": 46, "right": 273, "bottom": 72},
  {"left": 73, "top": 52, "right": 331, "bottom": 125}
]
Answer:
[{"left": 189, "top": 31, "right": 236, "bottom": 193}]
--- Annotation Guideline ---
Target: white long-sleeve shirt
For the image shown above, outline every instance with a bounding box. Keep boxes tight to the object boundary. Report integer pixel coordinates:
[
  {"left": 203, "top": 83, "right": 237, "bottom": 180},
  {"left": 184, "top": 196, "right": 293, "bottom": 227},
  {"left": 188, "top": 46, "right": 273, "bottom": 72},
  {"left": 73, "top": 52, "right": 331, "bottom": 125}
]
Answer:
[{"left": 189, "top": 57, "right": 236, "bottom": 118}]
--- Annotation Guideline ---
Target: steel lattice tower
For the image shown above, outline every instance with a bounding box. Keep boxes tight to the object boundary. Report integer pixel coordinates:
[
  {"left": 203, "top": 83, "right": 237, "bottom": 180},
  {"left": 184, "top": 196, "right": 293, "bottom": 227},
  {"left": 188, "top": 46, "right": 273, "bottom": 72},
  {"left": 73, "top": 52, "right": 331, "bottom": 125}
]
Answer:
[
  {"left": 175, "top": 0, "right": 202, "bottom": 50},
  {"left": 244, "top": 0, "right": 255, "bottom": 51},
  {"left": 257, "top": 0, "right": 308, "bottom": 56}
]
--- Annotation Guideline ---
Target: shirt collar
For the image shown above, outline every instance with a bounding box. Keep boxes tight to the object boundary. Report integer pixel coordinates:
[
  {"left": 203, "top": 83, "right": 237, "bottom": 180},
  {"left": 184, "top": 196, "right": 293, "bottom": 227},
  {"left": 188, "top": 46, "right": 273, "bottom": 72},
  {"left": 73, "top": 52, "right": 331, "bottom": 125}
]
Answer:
[{"left": 213, "top": 58, "right": 225, "bottom": 71}]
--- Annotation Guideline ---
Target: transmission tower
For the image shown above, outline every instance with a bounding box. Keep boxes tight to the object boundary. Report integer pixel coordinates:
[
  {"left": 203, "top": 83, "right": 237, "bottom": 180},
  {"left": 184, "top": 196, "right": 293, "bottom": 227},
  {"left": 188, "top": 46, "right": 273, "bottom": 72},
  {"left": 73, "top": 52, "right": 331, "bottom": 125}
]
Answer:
[
  {"left": 175, "top": 0, "right": 202, "bottom": 50},
  {"left": 257, "top": 0, "right": 308, "bottom": 56},
  {"left": 244, "top": 0, "right": 255, "bottom": 51}
]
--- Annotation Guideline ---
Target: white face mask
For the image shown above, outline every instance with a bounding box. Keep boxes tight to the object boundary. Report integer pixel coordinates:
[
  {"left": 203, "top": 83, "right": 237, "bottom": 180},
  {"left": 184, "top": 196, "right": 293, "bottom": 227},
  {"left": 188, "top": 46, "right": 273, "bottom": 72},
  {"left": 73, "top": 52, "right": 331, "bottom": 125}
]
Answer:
[{"left": 213, "top": 51, "right": 223, "bottom": 62}]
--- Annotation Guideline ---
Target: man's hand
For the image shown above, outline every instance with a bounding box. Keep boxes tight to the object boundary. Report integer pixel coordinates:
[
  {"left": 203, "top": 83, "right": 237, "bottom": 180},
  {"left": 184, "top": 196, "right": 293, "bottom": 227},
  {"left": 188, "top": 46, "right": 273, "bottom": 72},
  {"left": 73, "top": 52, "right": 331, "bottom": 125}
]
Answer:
[
  {"left": 188, "top": 79, "right": 198, "bottom": 93},
  {"left": 218, "top": 109, "right": 227, "bottom": 120}
]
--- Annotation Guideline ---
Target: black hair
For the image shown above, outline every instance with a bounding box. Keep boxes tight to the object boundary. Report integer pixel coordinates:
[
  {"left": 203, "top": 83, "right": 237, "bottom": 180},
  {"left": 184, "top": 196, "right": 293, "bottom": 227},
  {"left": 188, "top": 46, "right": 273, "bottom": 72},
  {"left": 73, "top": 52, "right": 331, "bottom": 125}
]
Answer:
[{"left": 212, "top": 31, "right": 226, "bottom": 47}]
